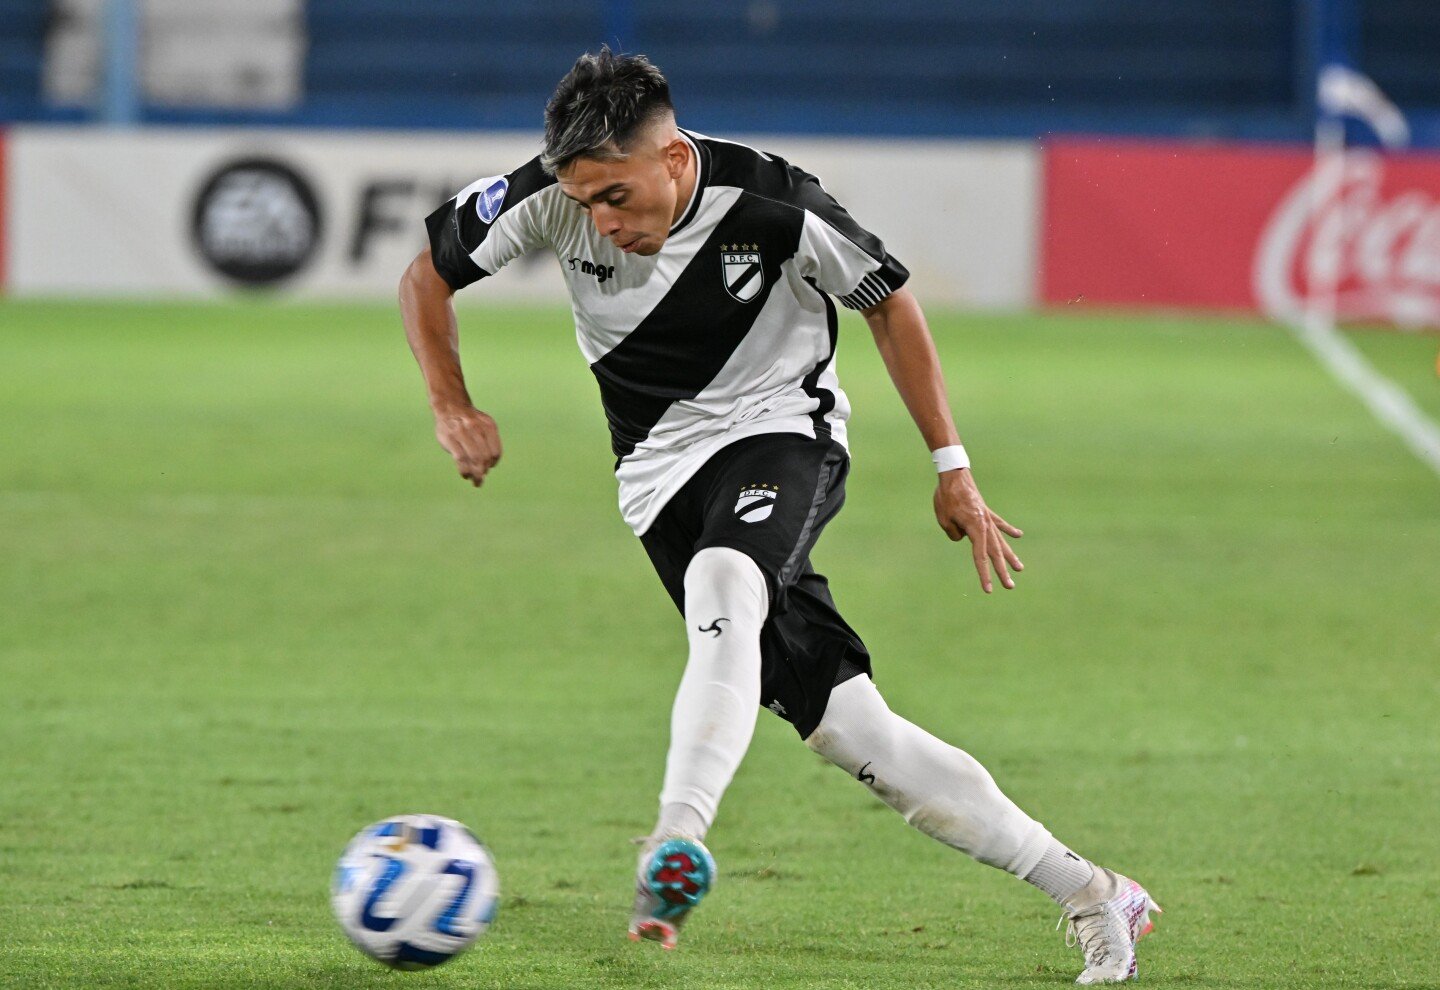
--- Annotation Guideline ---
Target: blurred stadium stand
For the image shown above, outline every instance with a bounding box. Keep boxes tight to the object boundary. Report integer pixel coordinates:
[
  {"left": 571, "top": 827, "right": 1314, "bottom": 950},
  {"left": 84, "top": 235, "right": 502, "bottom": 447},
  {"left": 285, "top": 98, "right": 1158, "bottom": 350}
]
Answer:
[
  {"left": 43, "top": 0, "right": 303, "bottom": 110},
  {"left": 1360, "top": 0, "right": 1440, "bottom": 112},
  {"left": 0, "top": 0, "right": 1436, "bottom": 143},
  {"left": 0, "top": 0, "right": 48, "bottom": 120}
]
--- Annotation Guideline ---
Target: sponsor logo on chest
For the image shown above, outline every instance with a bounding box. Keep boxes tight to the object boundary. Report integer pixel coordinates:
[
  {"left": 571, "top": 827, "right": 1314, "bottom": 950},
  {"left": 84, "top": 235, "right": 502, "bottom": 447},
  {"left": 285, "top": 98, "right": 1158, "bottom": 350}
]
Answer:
[
  {"left": 721, "top": 244, "right": 764, "bottom": 302},
  {"left": 567, "top": 256, "right": 616, "bottom": 283}
]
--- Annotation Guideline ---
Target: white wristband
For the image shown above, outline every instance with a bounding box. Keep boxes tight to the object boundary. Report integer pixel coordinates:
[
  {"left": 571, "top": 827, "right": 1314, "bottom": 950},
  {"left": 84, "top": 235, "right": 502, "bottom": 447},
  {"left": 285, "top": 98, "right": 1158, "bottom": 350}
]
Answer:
[{"left": 931, "top": 444, "right": 970, "bottom": 473}]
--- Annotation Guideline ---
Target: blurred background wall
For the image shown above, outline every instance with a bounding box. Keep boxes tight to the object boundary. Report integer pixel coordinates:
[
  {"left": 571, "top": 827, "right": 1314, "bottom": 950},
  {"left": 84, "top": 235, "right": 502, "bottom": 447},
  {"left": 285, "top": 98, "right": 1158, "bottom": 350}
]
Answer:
[
  {"left": 4, "top": 0, "right": 1439, "bottom": 142},
  {"left": 0, "top": 0, "right": 1437, "bottom": 323}
]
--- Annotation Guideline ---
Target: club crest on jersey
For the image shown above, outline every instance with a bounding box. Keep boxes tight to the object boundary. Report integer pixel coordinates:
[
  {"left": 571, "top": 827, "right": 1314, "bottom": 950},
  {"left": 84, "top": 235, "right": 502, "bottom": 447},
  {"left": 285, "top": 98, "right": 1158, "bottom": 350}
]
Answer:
[
  {"left": 734, "top": 483, "right": 778, "bottom": 523},
  {"left": 721, "top": 244, "right": 763, "bottom": 303}
]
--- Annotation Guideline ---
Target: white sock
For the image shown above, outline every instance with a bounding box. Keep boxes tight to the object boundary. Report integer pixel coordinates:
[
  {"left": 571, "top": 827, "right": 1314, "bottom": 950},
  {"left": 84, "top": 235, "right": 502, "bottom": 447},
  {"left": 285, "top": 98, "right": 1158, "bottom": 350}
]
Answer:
[
  {"left": 806, "top": 675, "right": 1095, "bottom": 904},
  {"left": 1024, "top": 838, "right": 1097, "bottom": 906},
  {"left": 653, "top": 802, "right": 709, "bottom": 843},
  {"left": 654, "top": 546, "right": 768, "bottom": 835},
  {"left": 636, "top": 802, "right": 710, "bottom": 875}
]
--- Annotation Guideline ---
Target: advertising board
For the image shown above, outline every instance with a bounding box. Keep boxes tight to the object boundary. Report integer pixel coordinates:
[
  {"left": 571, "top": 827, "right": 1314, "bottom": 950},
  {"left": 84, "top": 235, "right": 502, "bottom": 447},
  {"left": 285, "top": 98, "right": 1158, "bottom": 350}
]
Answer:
[
  {"left": 5, "top": 127, "right": 1038, "bottom": 310},
  {"left": 1042, "top": 139, "right": 1440, "bottom": 329}
]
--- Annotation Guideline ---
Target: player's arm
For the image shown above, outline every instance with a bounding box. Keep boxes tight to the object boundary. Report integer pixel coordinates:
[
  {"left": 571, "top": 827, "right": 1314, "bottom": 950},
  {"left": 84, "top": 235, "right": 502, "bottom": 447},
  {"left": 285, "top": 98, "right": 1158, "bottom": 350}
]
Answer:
[
  {"left": 399, "top": 248, "right": 501, "bottom": 487},
  {"left": 781, "top": 166, "right": 1019, "bottom": 591},
  {"left": 862, "top": 287, "right": 1023, "bottom": 593},
  {"left": 404, "top": 162, "right": 554, "bottom": 487}
]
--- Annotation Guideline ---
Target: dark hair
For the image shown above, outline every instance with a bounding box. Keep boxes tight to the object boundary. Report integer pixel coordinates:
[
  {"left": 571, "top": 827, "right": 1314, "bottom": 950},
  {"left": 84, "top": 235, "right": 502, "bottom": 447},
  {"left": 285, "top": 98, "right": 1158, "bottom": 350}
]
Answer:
[{"left": 541, "top": 47, "right": 674, "bottom": 175}]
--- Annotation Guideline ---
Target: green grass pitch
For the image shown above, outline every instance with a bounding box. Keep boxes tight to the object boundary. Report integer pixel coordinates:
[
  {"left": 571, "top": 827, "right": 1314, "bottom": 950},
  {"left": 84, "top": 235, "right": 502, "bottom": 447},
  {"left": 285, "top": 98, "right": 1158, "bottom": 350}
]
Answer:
[{"left": 2, "top": 299, "right": 1437, "bottom": 989}]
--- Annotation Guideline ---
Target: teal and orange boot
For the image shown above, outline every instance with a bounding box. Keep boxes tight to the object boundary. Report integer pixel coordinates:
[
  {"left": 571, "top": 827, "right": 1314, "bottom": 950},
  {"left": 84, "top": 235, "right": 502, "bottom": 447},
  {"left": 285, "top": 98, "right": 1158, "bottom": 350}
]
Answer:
[{"left": 627, "top": 837, "right": 717, "bottom": 950}]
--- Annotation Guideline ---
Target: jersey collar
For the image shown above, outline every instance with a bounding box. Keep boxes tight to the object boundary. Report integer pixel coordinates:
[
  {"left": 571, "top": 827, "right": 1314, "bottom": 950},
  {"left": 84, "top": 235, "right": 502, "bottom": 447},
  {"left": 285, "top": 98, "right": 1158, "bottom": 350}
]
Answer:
[{"left": 669, "top": 129, "right": 710, "bottom": 236}]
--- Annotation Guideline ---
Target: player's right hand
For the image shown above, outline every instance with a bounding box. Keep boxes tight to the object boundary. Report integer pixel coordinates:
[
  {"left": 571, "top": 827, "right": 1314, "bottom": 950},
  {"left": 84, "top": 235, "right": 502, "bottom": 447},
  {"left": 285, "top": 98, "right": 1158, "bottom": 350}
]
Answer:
[{"left": 433, "top": 405, "right": 502, "bottom": 487}]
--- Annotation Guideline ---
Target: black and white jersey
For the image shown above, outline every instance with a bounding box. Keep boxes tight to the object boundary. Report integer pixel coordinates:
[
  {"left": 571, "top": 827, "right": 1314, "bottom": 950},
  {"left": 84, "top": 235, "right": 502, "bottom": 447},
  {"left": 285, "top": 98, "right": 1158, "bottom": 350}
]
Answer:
[{"left": 425, "top": 129, "right": 909, "bottom": 535}]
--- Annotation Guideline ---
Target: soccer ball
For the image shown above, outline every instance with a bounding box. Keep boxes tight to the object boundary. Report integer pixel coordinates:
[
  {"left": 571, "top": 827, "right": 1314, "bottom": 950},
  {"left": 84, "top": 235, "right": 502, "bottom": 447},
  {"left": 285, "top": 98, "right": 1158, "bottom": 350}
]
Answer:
[{"left": 332, "top": 814, "right": 499, "bottom": 970}]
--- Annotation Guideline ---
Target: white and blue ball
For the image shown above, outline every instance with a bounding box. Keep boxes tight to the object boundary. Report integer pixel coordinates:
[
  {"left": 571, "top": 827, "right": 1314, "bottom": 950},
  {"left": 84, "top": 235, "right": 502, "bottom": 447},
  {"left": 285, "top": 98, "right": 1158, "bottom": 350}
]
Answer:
[{"left": 332, "top": 814, "right": 499, "bottom": 970}]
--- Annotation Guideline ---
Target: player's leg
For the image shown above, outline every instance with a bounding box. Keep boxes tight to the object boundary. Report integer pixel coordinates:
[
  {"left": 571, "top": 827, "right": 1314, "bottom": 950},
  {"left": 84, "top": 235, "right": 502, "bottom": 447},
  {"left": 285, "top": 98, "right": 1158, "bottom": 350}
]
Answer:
[
  {"left": 634, "top": 452, "right": 778, "bottom": 851},
  {"left": 804, "top": 675, "right": 1159, "bottom": 982},
  {"left": 804, "top": 674, "right": 1070, "bottom": 885},
  {"left": 656, "top": 544, "right": 768, "bottom": 841},
  {"left": 629, "top": 432, "right": 851, "bottom": 946},
  {"left": 627, "top": 544, "right": 767, "bottom": 947},
  {"left": 640, "top": 432, "right": 852, "bottom": 842}
]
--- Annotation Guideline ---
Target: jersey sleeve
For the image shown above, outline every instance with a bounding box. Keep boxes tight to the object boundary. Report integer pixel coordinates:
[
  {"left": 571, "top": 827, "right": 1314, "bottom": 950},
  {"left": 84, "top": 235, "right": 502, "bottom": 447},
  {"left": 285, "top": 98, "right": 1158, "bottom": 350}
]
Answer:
[
  {"left": 793, "top": 176, "right": 910, "bottom": 310},
  {"left": 424, "top": 156, "right": 557, "bottom": 292}
]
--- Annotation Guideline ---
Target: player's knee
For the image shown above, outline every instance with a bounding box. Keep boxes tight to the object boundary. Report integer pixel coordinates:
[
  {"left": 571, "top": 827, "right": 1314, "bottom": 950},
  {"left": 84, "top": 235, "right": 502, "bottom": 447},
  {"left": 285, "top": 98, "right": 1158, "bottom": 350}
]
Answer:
[
  {"left": 683, "top": 546, "right": 767, "bottom": 614},
  {"left": 804, "top": 677, "right": 898, "bottom": 765},
  {"left": 802, "top": 720, "right": 852, "bottom": 763}
]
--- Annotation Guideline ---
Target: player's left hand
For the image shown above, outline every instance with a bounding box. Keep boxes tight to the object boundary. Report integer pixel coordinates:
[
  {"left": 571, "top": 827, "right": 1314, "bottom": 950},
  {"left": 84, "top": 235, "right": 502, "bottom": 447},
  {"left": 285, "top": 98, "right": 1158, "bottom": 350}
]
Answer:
[{"left": 933, "top": 469, "right": 1023, "bottom": 593}]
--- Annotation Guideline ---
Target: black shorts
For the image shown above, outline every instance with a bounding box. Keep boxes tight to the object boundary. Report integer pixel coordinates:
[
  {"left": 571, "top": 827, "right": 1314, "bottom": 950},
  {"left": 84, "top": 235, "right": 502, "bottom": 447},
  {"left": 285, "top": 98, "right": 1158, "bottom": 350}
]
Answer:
[{"left": 639, "top": 431, "right": 872, "bottom": 739}]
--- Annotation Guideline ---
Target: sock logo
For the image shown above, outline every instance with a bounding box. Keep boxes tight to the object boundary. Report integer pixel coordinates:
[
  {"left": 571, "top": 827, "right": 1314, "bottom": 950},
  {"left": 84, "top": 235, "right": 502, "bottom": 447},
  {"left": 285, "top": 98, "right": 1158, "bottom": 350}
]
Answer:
[
  {"left": 697, "top": 618, "right": 729, "bottom": 637},
  {"left": 857, "top": 762, "right": 876, "bottom": 785},
  {"left": 734, "top": 483, "right": 778, "bottom": 523}
]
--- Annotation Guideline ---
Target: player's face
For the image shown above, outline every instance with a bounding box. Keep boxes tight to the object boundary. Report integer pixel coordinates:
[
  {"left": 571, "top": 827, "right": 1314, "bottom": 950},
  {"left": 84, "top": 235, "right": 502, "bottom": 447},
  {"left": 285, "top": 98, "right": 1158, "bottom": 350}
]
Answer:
[{"left": 557, "top": 133, "right": 691, "bottom": 257}]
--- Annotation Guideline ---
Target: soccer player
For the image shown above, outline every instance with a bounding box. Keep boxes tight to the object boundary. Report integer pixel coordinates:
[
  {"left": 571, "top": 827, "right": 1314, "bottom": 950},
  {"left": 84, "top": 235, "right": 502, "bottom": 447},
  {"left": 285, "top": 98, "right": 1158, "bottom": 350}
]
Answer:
[{"left": 400, "top": 49, "right": 1159, "bottom": 984}]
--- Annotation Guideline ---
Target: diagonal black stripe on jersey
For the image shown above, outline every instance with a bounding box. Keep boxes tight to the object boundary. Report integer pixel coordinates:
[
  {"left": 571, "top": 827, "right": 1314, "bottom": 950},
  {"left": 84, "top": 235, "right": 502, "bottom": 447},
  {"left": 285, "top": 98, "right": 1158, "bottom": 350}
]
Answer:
[{"left": 591, "top": 192, "right": 805, "bottom": 461}]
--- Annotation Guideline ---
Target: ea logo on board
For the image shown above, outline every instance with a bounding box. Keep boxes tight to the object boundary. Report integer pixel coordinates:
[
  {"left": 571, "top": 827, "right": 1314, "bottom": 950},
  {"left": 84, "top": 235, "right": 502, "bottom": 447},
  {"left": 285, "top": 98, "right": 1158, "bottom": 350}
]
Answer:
[
  {"left": 734, "top": 485, "right": 778, "bottom": 523},
  {"left": 191, "top": 157, "right": 323, "bottom": 286}
]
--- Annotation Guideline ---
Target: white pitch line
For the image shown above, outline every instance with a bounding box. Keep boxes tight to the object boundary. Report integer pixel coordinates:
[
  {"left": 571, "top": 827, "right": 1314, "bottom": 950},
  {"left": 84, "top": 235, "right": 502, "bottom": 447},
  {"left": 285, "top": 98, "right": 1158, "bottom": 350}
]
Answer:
[{"left": 1289, "top": 313, "right": 1440, "bottom": 479}]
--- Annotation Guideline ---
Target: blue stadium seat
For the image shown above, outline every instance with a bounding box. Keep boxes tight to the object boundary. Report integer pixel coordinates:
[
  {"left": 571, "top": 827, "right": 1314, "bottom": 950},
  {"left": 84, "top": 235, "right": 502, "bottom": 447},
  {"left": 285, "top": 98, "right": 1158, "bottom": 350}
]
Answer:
[
  {"left": 1363, "top": 0, "right": 1440, "bottom": 107},
  {"left": 1, "top": 0, "right": 1435, "bottom": 139},
  {"left": 0, "top": 0, "right": 47, "bottom": 118},
  {"left": 291, "top": 0, "right": 1303, "bottom": 130}
]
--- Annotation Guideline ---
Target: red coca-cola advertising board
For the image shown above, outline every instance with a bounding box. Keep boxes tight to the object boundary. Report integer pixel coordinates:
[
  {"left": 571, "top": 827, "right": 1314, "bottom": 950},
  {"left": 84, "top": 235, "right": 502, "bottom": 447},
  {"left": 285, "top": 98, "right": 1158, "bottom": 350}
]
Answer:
[{"left": 1041, "top": 138, "right": 1440, "bottom": 329}]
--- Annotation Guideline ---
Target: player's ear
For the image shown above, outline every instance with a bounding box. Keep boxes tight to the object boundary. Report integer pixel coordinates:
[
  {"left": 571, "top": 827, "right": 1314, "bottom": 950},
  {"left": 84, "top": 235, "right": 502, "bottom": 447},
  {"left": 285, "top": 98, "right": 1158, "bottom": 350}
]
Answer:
[{"left": 664, "top": 136, "right": 689, "bottom": 181}]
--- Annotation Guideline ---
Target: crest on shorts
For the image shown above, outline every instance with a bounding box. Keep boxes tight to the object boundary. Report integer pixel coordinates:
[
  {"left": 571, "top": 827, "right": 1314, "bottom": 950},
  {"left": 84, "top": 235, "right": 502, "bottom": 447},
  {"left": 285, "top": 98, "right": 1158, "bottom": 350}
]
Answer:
[
  {"left": 734, "top": 483, "right": 778, "bottom": 523},
  {"left": 721, "top": 244, "right": 764, "bottom": 303}
]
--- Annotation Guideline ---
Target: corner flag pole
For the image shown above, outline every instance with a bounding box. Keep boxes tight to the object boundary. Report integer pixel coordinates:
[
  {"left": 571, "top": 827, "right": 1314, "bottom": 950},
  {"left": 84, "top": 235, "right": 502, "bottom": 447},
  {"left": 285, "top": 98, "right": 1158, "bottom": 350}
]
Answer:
[
  {"left": 1303, "top": 78, "right": 1346, "bottom": 340},
  {"left": 1303, "top": 65, "right": 1410, "bottom": 334},
  {"left": 1290, "top": 32, "right": 1440, "bottom": 476},
  {"left": 1302, "top": 0, "right": 1408, "bottom": 337}
]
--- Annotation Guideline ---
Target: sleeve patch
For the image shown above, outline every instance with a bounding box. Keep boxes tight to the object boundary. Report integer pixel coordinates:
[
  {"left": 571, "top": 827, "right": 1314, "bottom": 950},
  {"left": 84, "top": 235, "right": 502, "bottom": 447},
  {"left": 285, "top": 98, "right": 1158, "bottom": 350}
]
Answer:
[
  {"left": 476, "top": 177, "right": 508, "bottom": 223},
  {"left": 450, "top": 174, "right": 510, "bottom": 225}
]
